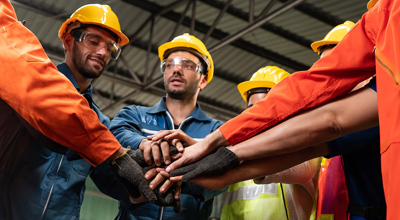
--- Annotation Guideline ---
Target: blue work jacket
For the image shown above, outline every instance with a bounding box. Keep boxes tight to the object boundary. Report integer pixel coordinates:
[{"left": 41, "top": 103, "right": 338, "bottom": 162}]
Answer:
[
  {"left": 109, "top": 97, "right": 225, "bottom": 220},
  {"left": 0, "top": 62, "right": 109, "bottom": 220}
]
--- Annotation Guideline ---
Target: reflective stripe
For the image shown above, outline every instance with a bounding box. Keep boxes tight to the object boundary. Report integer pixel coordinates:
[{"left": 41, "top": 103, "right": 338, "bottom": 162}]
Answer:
[
  {"left": 141, "top": 128, "right": 158, "bottom": 135},
  {"left": 40, "top": 155, "right": 64, "bottom": 220},
  {"left": 221, "top": 181, "right": 288, "bottom": 220},
  {"left": 376, "top": 48, "right": 398, "bottom": 85},
  {"left": 224, "top": 182, "right": 277, "bottom": 203}
]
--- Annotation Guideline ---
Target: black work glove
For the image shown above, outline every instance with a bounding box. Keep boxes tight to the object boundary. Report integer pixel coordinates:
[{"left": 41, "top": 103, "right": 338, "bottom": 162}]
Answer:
[
  {"left": 170, "top": 147, "right": 240, "bottom": 182},
  {"left": 110, "top": 149, "right": 157, "bottom": 202}
]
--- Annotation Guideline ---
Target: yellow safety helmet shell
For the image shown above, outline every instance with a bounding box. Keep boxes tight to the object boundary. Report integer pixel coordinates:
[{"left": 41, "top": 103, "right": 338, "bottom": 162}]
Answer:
[
  {"left": 58, "top": 4, "right": 129, "bottom": 46},
  {"left": 237, "top": 66, "right": 290, "bottom": 102},
  {"left": 367, "top": 0, "right": 379, "bottom": 10},
  {"left": 158, "top": 33, "right": 214, "bottom": 83},
  {"left": 310, "top": 21, "right": 355, "bottom": 53}
]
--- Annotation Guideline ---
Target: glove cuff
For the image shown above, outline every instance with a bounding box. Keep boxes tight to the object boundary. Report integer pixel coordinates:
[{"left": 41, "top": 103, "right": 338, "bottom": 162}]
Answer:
[
  {"left": 220, "top": 147, "right": 240, "bottom": 164},
  {"left": 110, "top": 148, "right": 130, "bottom": 167}
]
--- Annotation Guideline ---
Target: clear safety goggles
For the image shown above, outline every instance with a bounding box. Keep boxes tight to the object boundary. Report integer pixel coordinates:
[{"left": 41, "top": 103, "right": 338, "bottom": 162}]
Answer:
[
  {"left": 71, "top": 31, "right": 121, "bottom": 60},
  {"left": 160, "top": 57, "right": 204, "bottom": 75}
]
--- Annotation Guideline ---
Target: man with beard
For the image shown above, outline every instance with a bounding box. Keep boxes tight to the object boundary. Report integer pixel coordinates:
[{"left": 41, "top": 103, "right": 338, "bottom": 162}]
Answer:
[
  {"left": 0, "top": 4, "right": 131, "bottom": 219},
  {"left": 109, "top": 33, "right": 225, "bottom": 220}
]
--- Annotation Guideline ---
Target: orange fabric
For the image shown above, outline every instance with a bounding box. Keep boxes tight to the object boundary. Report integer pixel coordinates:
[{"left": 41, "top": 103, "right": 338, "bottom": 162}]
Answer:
[
  {"left": 381, "top": 143, "right": 400, "bottom": 219},
  {"left": 220, "top": 0, "right": 400, "bottom": 218},
  {"left": 219, "top": 14, "right": 376, "bottom": 145},
  {"left": 316, "top": 157, "right": 348, "bottom": 220},
  {"left": 0, "top": 0, "right": 120, "bottom": 166}
]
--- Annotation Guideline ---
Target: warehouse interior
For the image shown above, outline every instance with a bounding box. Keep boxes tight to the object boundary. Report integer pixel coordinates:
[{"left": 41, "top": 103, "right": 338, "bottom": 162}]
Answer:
[{"left": 10, "top": 0, "right": 370, "bottom": 219}]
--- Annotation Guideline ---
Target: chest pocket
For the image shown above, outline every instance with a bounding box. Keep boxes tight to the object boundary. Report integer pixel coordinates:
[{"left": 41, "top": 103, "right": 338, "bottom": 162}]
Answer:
[{"left": 0, "top": 21, "right": 47, "bottom": 62}]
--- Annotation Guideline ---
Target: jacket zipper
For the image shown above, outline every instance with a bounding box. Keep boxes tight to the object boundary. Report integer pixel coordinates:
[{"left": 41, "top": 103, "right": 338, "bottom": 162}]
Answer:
[
  {"left": 376, "top": 51, "right": 398, "bottom": 85},
  {"left": 40, "top": 155, "right": 64, "bottom": 220},
  {"left": 161, "top": 112, "right": 192, "bottom": 219}
]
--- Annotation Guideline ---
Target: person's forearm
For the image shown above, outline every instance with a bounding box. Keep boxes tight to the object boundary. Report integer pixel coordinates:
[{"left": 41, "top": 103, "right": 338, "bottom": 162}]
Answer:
[
  {"left": 193, "top": 144, "right": 327, "bottom": 190},
  {"left": 256, "top": 157, "right": 321, "bottom": 185},
  {"left": 219, "top": 15, "right": 376, "bottom": 146},
  {"left": 0, "top": 5, "right": 121, "bottom": 166},
  {"left": 201, "top": 129, "right": 230, "bottom": 154},
  {"left": 229, "top": 86, "right": 378, "bottom": 161}
]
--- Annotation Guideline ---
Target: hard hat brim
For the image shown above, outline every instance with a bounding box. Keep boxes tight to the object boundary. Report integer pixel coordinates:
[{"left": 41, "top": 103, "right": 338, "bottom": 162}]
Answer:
[
  {"left": 237, "top": 80, "right": 276, "bottom": 102},
  {"left": 59, "top": 18, "right": 129, "bottom": 46},
  {"left": 310, "top": 40, "right": 339, "bottom": 52}
]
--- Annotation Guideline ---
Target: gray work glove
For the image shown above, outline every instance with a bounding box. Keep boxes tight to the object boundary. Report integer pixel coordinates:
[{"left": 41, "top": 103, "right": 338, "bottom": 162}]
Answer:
[
  {"left": 170, "top": 147, "right": 240, "bottom": 182},
  {"left": 150, "top": 176, "right": 181, "bottom": 213},
  {"left": 128, "top": 144, "right": 184, "bottom": 212},
  {"left": 110, "top": 149, "right": 157, "bottom": 202}
]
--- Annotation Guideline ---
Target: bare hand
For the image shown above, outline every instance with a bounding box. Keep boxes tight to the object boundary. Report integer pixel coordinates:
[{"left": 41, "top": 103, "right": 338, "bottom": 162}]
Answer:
[
  {"left": 149, "top": 129, "right": 197, "bottom": 146},
  {"left": 139, "top": 139, "right": 171, "bottom": 166},
  {"left": 165, "top": 142, "right": 209, "bottom": 173}
]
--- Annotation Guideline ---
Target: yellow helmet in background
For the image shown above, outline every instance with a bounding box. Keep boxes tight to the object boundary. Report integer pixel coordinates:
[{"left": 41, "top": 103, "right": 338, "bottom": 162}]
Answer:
[
  {"left": 58, "top": 4, "right": 129, "bottom": 46},
  {"left": 310, "top": 21, "right": 355, "bottom": 54},
  {"left": 158, "top": 33, "right": 214, "bottom": 83},
  {"left": 367, "top": 0, "right": 379, "bottom": 10},
  {"left": 237, "top": 66, "right": 290, "bottom": 102}
]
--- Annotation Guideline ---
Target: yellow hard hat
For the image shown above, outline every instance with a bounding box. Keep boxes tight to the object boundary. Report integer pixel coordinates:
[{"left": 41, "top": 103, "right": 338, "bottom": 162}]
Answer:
[
  {"left": 58, "top": 4, "right": 129, "bottom": 46},
  {"left": 237, "top": 66, "right": 290, "bottom": 102},
  {"left": 310, "top": 21, "right": 355, "bottom": 53},
  {"left": 158, "top": 33, "right": 214, "bottom": 83},
  {"left": 367, "top": 0, "right": 379, "bottom": 10}
]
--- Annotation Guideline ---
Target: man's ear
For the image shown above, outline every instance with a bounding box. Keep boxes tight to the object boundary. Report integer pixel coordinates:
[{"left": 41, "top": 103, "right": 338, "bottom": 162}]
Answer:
[
  {"left": 199, "top": 74, "right": 208, "bottom": 91},
  {"left": 62, "top": 33, "right": 74, "bottom": 52}
]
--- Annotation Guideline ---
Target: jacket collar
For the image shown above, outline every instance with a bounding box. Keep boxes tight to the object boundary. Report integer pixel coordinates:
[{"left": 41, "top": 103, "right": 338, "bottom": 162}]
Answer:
[
  {"left": 57, "top": 62, "right": 94, "bottom": 107},
  {"left": 148, "top": 97, "right": 212, "bottom": 122}
]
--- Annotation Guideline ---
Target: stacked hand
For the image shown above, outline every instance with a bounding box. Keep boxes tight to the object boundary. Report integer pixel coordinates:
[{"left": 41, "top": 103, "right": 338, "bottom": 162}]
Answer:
[
  {"left": 130, "top": 143, "right": 184, "bottom": 213},
  {"left": 169, "top": 147, "right": 240, "bottom": 182},
  {"left": 111, "top": 129, "right": 239, "bottom": 213}
]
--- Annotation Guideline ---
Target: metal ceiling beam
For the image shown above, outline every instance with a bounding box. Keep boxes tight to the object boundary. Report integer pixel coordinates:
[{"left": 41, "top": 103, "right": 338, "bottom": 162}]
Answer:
[
  {"left": 122, "top": 0, "right": 309, "bottom": 70},
  {"left": 202, "top": 0, "right": 232, "bottom": 43},
  {"left": 128, "top": 0, "right": 189, "bottom": 43},
  {"left": 209, "top": 0, "right": 305, "bottom": 53},
  {"left": 200, "top": 0, "right": 312, "bottom": 49},
  {"left": 280, "top": 0, "right": 344, "bottom": 26},
  {"left": 256, "top": 0, "right": 278, "bottom": 20}
]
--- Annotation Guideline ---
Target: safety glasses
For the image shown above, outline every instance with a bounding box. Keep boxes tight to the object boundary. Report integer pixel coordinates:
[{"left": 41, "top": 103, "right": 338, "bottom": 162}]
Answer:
[
  {"left": 160, "top": 57, "right": 204, "bottom": 75},
  {"left": 71, "top": 31, "right": 121, "bottom": 60}
]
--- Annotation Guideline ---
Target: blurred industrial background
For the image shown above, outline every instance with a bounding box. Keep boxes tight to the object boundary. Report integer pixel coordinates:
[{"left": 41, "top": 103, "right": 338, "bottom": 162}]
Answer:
[{"left": 10, "top": 0, "right": 369, "bottom": 219}]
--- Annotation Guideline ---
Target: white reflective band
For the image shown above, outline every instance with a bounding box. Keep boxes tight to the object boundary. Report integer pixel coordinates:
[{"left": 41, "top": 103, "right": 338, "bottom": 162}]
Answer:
[
  {"left": 224, "top": 183, "right": 278, "bottom": 204},
  {"left": 141, "top": 128, "right": 158, "bottom": 135}
]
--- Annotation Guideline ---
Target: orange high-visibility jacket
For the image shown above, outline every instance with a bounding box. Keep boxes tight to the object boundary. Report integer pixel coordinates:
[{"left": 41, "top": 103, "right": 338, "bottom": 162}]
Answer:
[
  {"left": 0, "top": 0, "right": 120, "bottom": 166},
  {"left": 220, "top": 0, "right": 400, "bottom": 218}
]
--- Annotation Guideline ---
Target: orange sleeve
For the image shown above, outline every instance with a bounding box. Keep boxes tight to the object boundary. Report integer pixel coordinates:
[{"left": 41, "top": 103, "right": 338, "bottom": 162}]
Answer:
[
  {"left": 220, "top": 11, "right": 377, "bottom": 146},
  {"left": 0, "top": 1, "right": 120, "bottom": 166}
]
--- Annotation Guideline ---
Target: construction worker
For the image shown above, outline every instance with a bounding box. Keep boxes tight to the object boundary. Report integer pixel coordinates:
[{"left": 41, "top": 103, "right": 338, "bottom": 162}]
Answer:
[
  {"left": 219, "top": 66, "right": 320, "bottom": 220},
  {"left": 165, "top": 19, "right": 385, "bottom": 220},
  {"left": 167, "top": 0, "right": 400, "bottom": 218},
  {"left": 0, "top": 2, "right": 158, "bottom": 219},
  {"left": 312, "top": 21, "right": 385, "bottom": 220},
  {"left": 310, "top": 21, "right": 354, "bottom": 220},
  {"left": 108, "top": 33, "right": 225, "bottom": 220}
]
